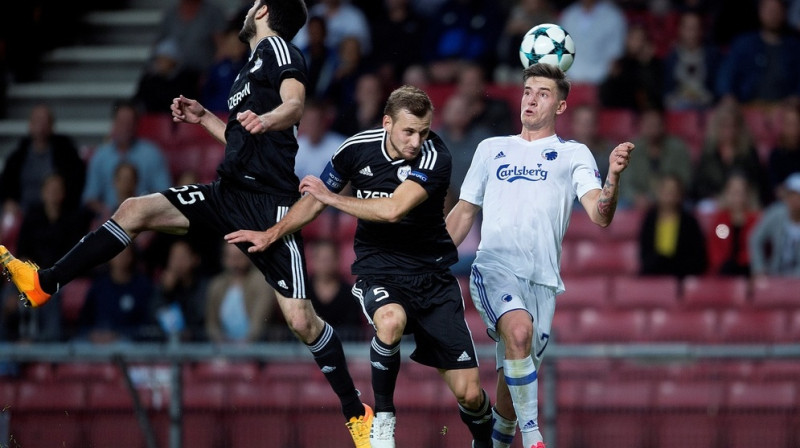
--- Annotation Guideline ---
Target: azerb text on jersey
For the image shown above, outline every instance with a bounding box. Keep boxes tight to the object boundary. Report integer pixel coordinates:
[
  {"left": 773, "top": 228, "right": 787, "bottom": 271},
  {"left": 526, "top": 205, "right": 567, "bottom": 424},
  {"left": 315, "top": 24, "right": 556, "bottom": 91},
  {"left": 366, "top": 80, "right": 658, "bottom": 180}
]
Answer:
[
  {"left": 218, "top": 36, "right": 308, "bottom": 195},
  {"left": 326, "top": 129, "right": 458, "bottom": 275}
]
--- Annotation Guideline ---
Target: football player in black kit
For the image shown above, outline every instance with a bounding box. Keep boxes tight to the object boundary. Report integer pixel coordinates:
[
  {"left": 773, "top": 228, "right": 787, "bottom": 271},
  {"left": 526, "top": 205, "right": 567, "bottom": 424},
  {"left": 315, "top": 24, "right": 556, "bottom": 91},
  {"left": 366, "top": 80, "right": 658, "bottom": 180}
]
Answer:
[
  {"left": 0, "top": 1, "right": 374, "bottom": 446},
  {"left": 226, "top": 85, "right": 494, "bottom": 448}
]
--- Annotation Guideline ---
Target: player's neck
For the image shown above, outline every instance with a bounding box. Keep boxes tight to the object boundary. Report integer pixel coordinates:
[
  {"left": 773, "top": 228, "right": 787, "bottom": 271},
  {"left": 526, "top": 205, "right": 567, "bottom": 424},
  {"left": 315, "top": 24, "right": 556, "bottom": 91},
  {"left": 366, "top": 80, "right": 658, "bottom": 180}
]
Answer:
[
  {"left": 519, "top": 126, "right": 556, "bottom": 142},
  {"left": 250, "top": 30, "right": 279, "bottom": 51}
]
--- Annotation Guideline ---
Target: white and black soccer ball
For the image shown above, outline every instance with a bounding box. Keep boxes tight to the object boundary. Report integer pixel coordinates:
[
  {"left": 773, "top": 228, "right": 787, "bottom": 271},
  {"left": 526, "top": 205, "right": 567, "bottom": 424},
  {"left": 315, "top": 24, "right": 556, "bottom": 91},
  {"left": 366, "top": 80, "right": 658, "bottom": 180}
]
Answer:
[{"left": 519, "top": 23, "right": 576, "bottom": 72}]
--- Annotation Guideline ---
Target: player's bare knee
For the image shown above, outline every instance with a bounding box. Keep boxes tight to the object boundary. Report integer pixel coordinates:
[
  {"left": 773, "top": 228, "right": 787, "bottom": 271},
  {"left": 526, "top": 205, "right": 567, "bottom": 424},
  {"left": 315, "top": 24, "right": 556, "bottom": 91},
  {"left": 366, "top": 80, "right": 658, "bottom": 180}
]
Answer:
[
  {"left": 373, "top": 306, "right": 405, "bottom": 344},
  {"left": 458, "top": 383, "right": 485, "bottom": 409},
  {"left": 504, "top": 324, "right": 534, "bottom": 352},
  {"left": 284, "top": 304, "right": 322, "bottom": 342},
  {"left": 112, "top": 197, "right": 147, "bottom": 232}
]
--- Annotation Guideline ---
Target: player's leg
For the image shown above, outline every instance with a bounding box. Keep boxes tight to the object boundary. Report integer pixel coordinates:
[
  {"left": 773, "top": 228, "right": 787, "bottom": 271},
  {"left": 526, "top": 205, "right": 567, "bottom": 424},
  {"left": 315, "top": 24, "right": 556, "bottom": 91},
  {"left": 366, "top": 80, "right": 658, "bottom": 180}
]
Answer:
[
  {"left": 440, "top": 367, "right": 493, "bottom": 448},
  {"left": 496, "top": 309, "right": 543, "bottom": 447},
  {"left": 1, "top": 193, "right": 187, "bottom": 307},
  {"left": 492, "top": 364, "right": 518, "bottom": 448},
  {"left": 274, "top": 275, "right": 371, "bottom": 447}
]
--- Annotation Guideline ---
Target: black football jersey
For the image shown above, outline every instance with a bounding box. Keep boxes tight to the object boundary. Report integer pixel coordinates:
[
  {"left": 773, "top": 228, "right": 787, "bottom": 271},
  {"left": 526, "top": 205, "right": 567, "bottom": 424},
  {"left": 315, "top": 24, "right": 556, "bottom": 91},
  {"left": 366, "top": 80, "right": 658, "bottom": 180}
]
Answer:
[
  {"left": 218, "top": 36, "right": 307, "bottom": 195},
  {"left": 320, "top": 128, "right": 458, "bottom": 275}
]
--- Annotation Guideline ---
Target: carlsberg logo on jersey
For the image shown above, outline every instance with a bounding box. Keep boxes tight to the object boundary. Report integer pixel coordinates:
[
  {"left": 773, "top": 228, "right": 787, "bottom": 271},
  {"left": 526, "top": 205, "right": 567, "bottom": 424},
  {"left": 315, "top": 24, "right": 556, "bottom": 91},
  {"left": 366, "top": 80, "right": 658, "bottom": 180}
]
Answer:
[
  {"left": 496, "top": 163, "right": 548, "bottom": 182},
  {"left": 228, "top": 82, "right": 251, "bottom": 110}
]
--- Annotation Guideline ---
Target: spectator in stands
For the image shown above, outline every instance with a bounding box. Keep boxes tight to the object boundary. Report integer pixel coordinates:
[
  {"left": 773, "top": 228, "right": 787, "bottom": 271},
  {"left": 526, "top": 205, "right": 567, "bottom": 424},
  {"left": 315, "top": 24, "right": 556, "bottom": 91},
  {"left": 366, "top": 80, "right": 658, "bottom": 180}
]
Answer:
[
  {"left": 295, "top": 100, "right": 347, "bottom": 180},
  {"left": 0, "top": 104, "right": 85, "bottom": 215},
  {"left": 0, "top": 173, "right": 92, "bottom": 343},
  {"left": 199, "top": 20, "right": 248, "bottom": 114},
  {"left": 639, "top": 174, "right": 708, "bottom": 277},
  {"left": 692, "top": 102, "right": 765, "bottom": 207},
  {"left": 619, "top": 108, "right": 693, "bottom": 209},
  {"left": 307, "top": 239, "right": 363, "bottom": 341},
  {"left": 423, "top": 0, "right": 504, "bottom": 83},
  {"left": 76, "top": 245, "right": 156, "bottom": 344},
  {"left": 370, "top": 0, "right": 426, "bottom": 84},
  {"left": 599, "top": 22, "right": 664, "bottom": 112},
  {"left": 767, "top": 102, "right": 800, "bottom": 197},
  {"left": 716, "top": 0, "right": 800, "bottom": 105},
  {"left": 663, "top": 10, "right": 722, "bottom": 111},
  {"left": 82, "top": 101, "right": 171, "bottom": 218},
  {"left": 749, "top": 172, "right": 800, "bottom": 278},
  {"left": 437, "top": 92, "right": 493, "bottom": 210},
  {"left": 299, "top": 16, "right": 340, "bottom": 100},
  {"left": 153, "top": 238, "right": 209, "bottom": 342},
  {"left": 293, "top": 0, "right": 372, "bottom": 57},
  {"left": 705, "top": 173, "right": 761, "bottom": 276},
  {"left": 559, "top": 0, "right": 627, "bottom": 85},
  {"left": 455, "top": 62, "right": 514, "bottom": 135},
  {"left": 133, "top": 38, "right": 200, "bottom": 114},
  {"left": 495, "top": 0, "right": 558, "bottom": 84},
  {"left": 569, "top": 104, "right": 613, "bottom": 180},
  {"left": 790, "top": 0, "right": 800, "bottom": 31},
  {"left": 326, "top": 36, "right": 369, "bottom": 110},
  {"left": 205, "top": 243, "right": 277, "bottom": 344},
  {"left": 156, "top": 0, "right": 227, "bottom": 78},
  {"left": 331, "top": 72, "right": 385, "bottom": 136}
]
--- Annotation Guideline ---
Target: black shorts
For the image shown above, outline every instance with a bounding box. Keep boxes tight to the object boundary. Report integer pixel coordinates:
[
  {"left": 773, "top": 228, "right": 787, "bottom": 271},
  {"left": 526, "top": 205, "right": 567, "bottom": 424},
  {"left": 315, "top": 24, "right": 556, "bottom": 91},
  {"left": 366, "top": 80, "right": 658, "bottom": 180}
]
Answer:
[
  {"left": 161, "top": 181, "right": 309, "bottom": 299},
  {"left": 354, "top": 271, "right": 479, "bottom": 370}
]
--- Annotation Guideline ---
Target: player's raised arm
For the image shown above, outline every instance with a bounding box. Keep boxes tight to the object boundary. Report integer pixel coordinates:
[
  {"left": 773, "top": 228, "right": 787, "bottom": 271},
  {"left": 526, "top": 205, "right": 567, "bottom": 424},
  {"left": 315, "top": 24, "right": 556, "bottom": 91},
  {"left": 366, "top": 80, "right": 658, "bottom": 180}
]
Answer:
[
  {"left": 237, "top": 78, "right": 305, "bottom": 135},
  {"left": 445, "top": 199, "right": 481, "bottom": 247},
  {"left": 300, "top": 175, "right": 427, "bottom": 223},
  {"left": 580, "top": 141, "right": 635, "bottom": 227},
  {"left": 171, "top": 95, "right": 227, "bottom": 144},
  {"left": 224, "top": 193, "right": 326, "bottom": 253}
]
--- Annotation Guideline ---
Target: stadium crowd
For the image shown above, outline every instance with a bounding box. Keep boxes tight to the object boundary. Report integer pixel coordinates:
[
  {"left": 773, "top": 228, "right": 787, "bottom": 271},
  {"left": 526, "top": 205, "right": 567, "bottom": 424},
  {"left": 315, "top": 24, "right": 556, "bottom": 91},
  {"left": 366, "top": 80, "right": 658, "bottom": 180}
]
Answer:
[{"left": 1, "top": 0, "right": 800, "bottom": 347}]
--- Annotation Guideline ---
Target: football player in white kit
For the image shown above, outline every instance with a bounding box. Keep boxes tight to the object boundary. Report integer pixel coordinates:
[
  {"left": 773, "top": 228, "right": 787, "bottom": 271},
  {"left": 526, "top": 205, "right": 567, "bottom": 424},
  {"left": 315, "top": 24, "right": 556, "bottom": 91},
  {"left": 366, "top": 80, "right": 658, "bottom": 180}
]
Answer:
[{"left": 446, "top": 63, "right": 635, "bottom": 448}]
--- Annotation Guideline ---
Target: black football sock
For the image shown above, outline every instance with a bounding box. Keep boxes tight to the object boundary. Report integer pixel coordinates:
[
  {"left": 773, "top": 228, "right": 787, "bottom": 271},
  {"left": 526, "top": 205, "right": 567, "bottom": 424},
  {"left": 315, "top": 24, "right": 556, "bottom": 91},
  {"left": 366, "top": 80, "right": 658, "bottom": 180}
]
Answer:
[
  {"left": 38, "top": 220, "right": 131, "bottom": 293},
  {"left": 370, "top": 336, "right": 401, "bottom": 414},
  {"left": 307, "top": 323, "right": 364, "bottom": 420},
  {"left": 459, "top": 389, "right": 493, "bottom": 447}
]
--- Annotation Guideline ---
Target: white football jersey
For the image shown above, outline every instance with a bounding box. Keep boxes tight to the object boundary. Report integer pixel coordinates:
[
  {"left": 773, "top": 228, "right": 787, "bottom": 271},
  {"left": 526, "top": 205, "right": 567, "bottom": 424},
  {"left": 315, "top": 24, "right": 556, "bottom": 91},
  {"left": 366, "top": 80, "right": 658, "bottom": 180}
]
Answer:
[{"left": 460, "top": 134, "right": 602, "bottom": 292}]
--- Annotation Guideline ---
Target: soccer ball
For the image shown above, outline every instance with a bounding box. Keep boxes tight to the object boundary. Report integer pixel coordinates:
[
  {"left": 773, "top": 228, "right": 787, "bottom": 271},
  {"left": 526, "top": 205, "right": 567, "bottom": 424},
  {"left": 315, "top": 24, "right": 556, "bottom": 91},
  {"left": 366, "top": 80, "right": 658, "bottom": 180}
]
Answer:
[{"left": 519, "top": 23, "right": 576, "bottom": 72}]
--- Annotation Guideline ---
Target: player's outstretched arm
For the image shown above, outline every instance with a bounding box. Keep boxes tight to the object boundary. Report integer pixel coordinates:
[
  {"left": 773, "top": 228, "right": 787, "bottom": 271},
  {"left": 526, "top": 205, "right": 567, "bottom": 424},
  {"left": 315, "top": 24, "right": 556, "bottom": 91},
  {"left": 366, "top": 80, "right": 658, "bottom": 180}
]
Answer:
[
  {"left": 237, "top": 78, "right": 305, "bottom": 135},
  {"left": 224, "top": 194, "right": 326, "bottom": 253},
  {"left": 171, "top": 95, "right": 227, "bottom": 144},
  {"left": 446, "top": 200, "right": 481, "bottom": 246},
  {"left": 581, "top": 142, "right": 635, "bottom": 227},
  {"left": 300, "top": 175, "right": 427, "bottom": 223}
]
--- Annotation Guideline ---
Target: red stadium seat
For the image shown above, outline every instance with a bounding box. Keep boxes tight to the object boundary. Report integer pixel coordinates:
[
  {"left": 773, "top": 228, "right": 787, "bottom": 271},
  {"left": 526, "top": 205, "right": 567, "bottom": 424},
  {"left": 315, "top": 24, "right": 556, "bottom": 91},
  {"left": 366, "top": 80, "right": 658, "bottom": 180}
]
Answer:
[
  {"left": 574, "top": 309, "right": 648, "bottom": 342},
  {"left": 723, "top": 381, "right": 796, "bottom": 448},
  {"left": 55, "top": 361, "right": 119, "bottom": 383},
  {"left": 136, "top": 113, "right": 176, "bottom": 149},
  {"left": 597, "top": 109, "right": 637, "bottom": 143},
  {"left": 180, "top": 381, "right": 227, "bottom": 448},
  {"left": 718, "top": 309, "right": 788, "bottom": 343},
  {"left": 12, "top": 382, "right": 86, "bottom": 447},
  {"left": 665, "top": 110, "right": 706, "bottom": 161},
  {"left": 606, "top": 208, "right": 644, "bottom": 241},
  {"left": 577, "top": 380, "right": 653, "bottom": 447},
  {"left": 558, "top": 275, "right": 610, "bottom": 310},
  {"left": 564, "top": 209, "right": 606, "bottom": 241},
  {"left": 227, "top": 382, "right": 294, "bottom": 446},
  {"left": 751, "top": 277, "right": 800, "bottom": 308},
  {"left": 59, "top": 277, "right": 91, "bottom": 326},
  {"left": 19, "top": 362, "right": 55, "bottom": 382},
  {"left": 648, "top": 309, "right": 718, "bottom": 343},
  {"left": 570, "top": 240, "right": 639, "bottom": 276},
  {"left": 567, "top": 83, "right": 599, "bottom": 106},
  {"left": 551, "top": 308, "right": 577, "bottom": 343},
  {"left": 190, "top": 360, "right": 260, "bottom": 383},
  {"left": 681, "top": 276, "right": 749, "bottom": 310},
  {"left": 653, "top": 380, "right": 724, "bottom": 448},
  {"left": 610, "top": 275, "right": 680, "bottom": 309}
]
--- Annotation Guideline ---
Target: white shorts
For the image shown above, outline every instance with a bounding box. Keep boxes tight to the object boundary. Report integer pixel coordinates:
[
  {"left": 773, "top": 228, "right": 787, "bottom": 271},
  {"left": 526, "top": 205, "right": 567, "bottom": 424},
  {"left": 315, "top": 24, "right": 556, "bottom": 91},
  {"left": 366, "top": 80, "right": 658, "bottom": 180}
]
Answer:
[{"left": 469, "top": 262, "right": 556, "bottom": 371}]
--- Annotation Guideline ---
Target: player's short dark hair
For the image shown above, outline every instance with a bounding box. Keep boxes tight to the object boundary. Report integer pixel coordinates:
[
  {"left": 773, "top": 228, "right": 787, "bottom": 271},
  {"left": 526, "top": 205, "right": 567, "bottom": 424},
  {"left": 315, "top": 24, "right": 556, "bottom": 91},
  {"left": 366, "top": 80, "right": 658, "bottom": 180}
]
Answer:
[
  {"left": 261, "top": 0, "right": 308, "bottom": 41},
  {"left": 384, "top": 85, "right": 433, "bottom": 121},
  {"left": 522, "top": 63, "right": 571, "bottom": 101}
]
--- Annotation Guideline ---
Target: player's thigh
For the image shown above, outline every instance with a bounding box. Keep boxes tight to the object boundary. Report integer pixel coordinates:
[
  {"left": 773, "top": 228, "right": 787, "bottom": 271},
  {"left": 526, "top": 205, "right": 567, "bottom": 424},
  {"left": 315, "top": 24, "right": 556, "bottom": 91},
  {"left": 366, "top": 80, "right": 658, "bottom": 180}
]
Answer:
[{"left": 113, "top": 193, "right": 189, "bottom": 233}]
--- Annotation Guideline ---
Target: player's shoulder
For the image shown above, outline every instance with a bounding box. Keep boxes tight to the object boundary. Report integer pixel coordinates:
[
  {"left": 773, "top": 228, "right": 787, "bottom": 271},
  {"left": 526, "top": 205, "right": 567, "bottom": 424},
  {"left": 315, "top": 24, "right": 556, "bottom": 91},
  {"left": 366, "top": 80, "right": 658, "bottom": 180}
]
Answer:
[
  {"left": 333, "top": 128, "right": 385, "bottom": 157},
  {"left": 256, "top": 36, "right": 302, "bottom": 66}
]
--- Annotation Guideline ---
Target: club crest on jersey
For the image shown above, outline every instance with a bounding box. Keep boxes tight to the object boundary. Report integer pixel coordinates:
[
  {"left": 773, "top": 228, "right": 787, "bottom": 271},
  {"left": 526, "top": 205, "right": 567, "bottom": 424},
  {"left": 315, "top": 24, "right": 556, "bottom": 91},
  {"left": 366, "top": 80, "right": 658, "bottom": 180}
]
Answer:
[
  {"left": 250, "top": 57, "right": 263, "bottom": 73},
  {"left": 496, "top": 163, "right": 548, "bottom": 182},
  {"left": 397, "top": 165, "right": 412, "bottom": 182},
  {"left": 542, "top": 149, "right": 558, "bottom": 161}
]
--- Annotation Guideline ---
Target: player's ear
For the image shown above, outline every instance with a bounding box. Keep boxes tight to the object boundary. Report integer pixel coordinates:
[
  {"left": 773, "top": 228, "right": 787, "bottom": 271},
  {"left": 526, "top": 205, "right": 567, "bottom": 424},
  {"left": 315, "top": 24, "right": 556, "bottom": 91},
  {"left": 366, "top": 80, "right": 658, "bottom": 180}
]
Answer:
[
  {"left": 556, "top": 100, "right": 567, "bottom": 116},
  {"left": 255, "top": 3, "right": 268, "bottom": 20},
  {"left": 382, "top": 114, "right": 393, "bottom": 131}
]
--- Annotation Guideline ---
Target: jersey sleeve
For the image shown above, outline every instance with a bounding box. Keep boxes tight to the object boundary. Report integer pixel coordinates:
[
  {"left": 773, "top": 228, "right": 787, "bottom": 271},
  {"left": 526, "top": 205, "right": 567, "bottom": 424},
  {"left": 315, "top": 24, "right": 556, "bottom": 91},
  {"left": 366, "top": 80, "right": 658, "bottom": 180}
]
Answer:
[
  {"left": 458, "top": 139, "right": 490, "bottom": 207},
  {"left": 572, "top": 144, "right": 603, "bottom": 199},
  {"left": 406, "top": 136, "right": 451, "bottom": 196},
  {"left": 321, "top": 142, "right": 357, "bottom": 193},
  {"left": 253, "top": 37, "right": 308, "bottom": 88}
]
